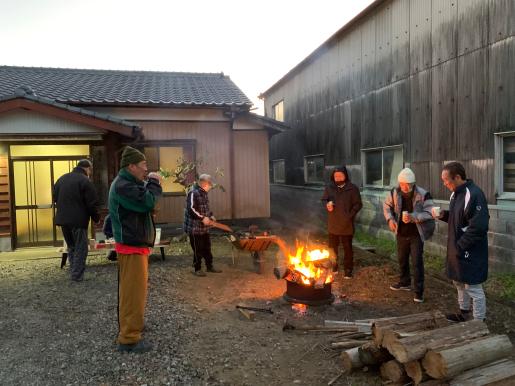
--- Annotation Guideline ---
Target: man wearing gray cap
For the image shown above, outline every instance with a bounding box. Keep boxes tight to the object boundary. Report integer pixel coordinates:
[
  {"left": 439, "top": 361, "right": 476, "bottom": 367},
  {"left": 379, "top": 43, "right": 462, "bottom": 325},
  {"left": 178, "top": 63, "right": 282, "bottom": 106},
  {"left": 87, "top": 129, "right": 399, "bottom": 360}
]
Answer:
[
  {"left": 184, "top": 174, "right": 222, "bottom": 276},
  {"left": 54, "top": 159, "right": 100, "bottom": 282}
]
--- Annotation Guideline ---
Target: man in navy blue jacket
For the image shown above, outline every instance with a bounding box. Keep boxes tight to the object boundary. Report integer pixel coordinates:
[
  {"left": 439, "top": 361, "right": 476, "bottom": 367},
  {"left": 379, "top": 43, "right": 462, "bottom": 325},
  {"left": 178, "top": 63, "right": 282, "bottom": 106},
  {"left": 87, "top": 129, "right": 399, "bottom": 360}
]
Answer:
[{"left": 436, "top": 162, "right": 489, "bottom": 322}]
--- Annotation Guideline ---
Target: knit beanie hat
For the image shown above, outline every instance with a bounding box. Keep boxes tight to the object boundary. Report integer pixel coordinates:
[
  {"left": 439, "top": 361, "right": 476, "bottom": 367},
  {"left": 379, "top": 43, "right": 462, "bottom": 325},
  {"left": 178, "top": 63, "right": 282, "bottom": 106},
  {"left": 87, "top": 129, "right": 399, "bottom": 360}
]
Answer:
[
  {"left": 398, "top": 168, "right": 416, "bottom": 184},
  {"left": 120, "top": 146, "right": 146, "bottom": 168}
]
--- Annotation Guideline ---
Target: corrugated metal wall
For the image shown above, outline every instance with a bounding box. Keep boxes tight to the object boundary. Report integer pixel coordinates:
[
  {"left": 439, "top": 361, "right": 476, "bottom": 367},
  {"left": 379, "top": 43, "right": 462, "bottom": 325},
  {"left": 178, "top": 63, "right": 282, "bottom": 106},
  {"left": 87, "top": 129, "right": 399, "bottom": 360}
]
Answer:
[{"left": 266, "top": 0, "right": 515, "bottom": 203}]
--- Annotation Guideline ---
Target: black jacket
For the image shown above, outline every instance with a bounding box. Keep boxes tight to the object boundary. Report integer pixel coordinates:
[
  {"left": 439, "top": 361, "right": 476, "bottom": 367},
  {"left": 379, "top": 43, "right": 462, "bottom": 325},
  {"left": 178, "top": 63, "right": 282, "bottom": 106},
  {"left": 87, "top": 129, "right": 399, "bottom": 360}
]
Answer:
[
  {"left": 53, "top": 167, "right": 100, "bottom": 229},
  {"left": 440, "top": 180, "right": 489, "bottom": 285},
  {"left": 321, "top": 166, "right": 363, "bottom": 236}
]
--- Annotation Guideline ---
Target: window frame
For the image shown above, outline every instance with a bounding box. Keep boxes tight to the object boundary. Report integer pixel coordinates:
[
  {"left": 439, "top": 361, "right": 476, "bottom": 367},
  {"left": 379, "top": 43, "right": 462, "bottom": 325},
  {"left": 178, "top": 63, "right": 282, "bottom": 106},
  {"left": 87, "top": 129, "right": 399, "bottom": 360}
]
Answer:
[
  {"left": 495, "top": 131, "right": 515, "bottom": 200},
  {"left": 272, "top": 100, "right": 284, "bottom": 122},
  {"left": 303, "top": 154, "right": 325, "bottom": 185},
  {"left": 136, "top": 140, "right": 196, "bottom": 196},
  {"left": 272, "top": 159, "right": 286, "bottom": 184},
  {"left": 361, "top": 145, "right": 404, "bottom": 189}
]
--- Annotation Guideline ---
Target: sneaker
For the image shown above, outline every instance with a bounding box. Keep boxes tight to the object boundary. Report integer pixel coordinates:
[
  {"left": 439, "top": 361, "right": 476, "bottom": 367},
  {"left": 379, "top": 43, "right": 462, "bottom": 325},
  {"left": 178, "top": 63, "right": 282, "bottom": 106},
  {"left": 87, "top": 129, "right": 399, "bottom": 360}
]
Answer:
[
  {"left": 413, "top": 295, "right": 424, "bottom": 303},
  {"left": 206, "top": 267, "right": 222, "bottom": 273},
  {"left": 117, "top": 339, "right": 153, "bottom": 354},
  {"left": 107, "top": 251, "right": 118, "bottom": 261},
  {"left": 446, "top": 310, "right": 472, "bottom": 323},
  {"left": 343, "top": 272, "right": 353, "bottom": 280},
  {"left": 389, "top": 282, "right": 411, "bottom": 291},
  {"left": 193, "top": 270, "right": 206, "bottom": 277}
]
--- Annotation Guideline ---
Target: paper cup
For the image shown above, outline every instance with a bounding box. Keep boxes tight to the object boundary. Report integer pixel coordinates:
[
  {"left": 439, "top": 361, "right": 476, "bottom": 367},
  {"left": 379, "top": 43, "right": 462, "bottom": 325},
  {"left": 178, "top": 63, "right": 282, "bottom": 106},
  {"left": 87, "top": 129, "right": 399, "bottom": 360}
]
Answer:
[{"left": 432, "top": 207, "right": 441, "bottom": 218}]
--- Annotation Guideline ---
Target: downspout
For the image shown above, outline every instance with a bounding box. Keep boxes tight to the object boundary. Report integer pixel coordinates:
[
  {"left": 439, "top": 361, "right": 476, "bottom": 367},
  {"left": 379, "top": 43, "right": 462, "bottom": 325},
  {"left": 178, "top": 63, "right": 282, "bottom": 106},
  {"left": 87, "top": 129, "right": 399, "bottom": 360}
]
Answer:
[{"left": 229, "top": 113, "right": 236, "bottom": 220}]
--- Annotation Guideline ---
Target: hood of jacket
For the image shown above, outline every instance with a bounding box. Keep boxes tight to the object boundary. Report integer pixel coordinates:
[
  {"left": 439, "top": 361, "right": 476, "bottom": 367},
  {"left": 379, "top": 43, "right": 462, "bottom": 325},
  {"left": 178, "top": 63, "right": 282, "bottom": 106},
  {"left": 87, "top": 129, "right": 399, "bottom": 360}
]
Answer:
[{"left": 330, "top": 166, "right": 350, "bottom": 186}]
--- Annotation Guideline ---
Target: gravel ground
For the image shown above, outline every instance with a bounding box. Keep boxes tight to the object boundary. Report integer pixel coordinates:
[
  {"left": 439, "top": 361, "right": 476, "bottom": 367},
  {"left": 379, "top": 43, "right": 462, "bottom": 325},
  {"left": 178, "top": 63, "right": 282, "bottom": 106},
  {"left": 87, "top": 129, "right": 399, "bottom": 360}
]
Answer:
[
  {"left": 1, "top": 237, "right": 514, "bottom": 386},
  {"left": 0, "top": 253, "right": 201, "bottom": 386}
]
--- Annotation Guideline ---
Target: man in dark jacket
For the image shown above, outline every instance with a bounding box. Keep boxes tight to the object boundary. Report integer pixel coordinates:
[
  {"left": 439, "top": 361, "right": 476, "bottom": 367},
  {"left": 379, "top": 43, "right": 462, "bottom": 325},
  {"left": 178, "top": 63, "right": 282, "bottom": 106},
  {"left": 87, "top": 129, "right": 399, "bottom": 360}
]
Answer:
[
  {"left": 321, "top": 166, "right": 362, "bottom": 278},
  {"left": 109, "top": 146, "right": 162, "bottom": 353},
  {"left": 54, "top": 159, "right": 100, "bottom": 282},
  {"left": 383, "top": 168, "right": 435, "bottom": 303},
  {"left": 184, "top": 174, "right": 222, "bottom": 277},
  {"left": 436, "top": 162, "right": 489, "bottom": 322}
]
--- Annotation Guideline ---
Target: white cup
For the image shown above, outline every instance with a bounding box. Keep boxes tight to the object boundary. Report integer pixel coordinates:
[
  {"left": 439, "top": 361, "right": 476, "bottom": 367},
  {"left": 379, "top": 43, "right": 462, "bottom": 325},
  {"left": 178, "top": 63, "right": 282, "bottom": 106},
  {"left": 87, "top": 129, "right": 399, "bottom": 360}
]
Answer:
[
  {"left": 327, "top": 201, "right": 334, "bottom": 212},
  {"left": 432, "top": 207, "right": 441, "bottom": 218},
  {"left": 402, "top": 211, "right": 409, "bottom": 223}
]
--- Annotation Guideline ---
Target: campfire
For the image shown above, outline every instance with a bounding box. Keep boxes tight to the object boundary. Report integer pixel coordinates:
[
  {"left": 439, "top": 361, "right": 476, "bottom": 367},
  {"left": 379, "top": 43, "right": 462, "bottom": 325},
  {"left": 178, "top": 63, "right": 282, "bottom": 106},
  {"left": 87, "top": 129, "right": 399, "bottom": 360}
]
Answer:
[{"left": 274, "top": 240, "right": 336, "bottom": 306}]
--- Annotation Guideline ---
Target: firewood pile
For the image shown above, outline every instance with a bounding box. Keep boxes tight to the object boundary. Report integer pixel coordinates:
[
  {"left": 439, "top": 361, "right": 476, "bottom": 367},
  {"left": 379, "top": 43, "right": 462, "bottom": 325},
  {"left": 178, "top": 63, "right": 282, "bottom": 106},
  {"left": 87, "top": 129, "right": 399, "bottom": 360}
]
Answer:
[{"left": 333, "top": 311, "right": 515, "bottom": 386}]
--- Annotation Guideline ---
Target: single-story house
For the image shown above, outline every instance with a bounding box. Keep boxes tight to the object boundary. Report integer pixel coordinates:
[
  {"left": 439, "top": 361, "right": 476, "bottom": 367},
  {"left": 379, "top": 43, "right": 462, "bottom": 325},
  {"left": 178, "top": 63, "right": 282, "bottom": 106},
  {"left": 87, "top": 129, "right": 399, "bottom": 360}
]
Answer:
[{"left": 0, "top": 66, "right": 288, "bottom": 250}]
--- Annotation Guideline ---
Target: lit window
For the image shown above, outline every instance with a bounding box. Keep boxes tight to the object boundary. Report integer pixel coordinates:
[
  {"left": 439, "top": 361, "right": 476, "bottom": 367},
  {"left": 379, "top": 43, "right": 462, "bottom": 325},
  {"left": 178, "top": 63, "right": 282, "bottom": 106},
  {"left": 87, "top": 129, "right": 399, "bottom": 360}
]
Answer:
[
  {"left": 272, "top": 159, "right": 285, "bottom": 183},
  {"left": 272, "top": 100, "right": 284, "bottom": 122},
  {"left": 362, "top": 146, "right": 403, "bottom": 188},
  {"left": 144, "top": 145, "right": 193, "bottom": 193},
  {"left": 304, "top": 155, "right": 324, "bottom": 184}
]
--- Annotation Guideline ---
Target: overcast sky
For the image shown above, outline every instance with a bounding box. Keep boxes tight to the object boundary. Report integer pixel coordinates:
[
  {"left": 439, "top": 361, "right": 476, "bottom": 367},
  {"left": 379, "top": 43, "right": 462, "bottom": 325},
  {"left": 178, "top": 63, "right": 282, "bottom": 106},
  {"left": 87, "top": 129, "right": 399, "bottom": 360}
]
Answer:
[{"left": 1, "top": 0, "right": 374, "bottom": 113}]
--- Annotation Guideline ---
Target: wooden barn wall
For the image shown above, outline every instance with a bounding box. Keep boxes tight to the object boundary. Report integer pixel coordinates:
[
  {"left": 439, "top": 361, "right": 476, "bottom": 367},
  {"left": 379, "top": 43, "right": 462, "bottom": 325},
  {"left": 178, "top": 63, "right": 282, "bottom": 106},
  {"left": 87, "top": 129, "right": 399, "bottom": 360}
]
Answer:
[
  {"left": 266, "top": 0, "right": 515, "bottom": 203},
  {"left": 140, "top": 121, "right": 232, "bottom": 223},
  {"left": 233, "top": 131, "right": 270, "bottom": 218}
]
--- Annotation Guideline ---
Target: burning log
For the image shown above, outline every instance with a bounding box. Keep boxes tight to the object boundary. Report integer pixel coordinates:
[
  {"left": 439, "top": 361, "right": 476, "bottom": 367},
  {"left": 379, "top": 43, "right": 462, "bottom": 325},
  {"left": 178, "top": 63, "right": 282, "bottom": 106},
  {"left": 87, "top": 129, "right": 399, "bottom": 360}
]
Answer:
[
  {"left": 448, "top": 358, "right": 515, "bottom": 386},
  {"left": 386, "top": 320, "right": 489, "bottom": 364},
  {"left": 422, "top": 334, "right": 513, "bottom": 379},
  {"left": 380, "top": 359, "right": 409, "bottom": 384},
  {"left": 372, "top": 311, "right": 447, "bottom": 346}
]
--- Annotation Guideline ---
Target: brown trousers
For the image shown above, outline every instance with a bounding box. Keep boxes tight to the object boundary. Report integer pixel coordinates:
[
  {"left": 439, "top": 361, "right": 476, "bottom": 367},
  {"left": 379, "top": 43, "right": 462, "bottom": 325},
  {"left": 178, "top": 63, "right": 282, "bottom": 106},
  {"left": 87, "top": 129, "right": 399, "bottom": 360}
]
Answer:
[{"left": 117, "top": 253, "right": 148, "bottom": 345}]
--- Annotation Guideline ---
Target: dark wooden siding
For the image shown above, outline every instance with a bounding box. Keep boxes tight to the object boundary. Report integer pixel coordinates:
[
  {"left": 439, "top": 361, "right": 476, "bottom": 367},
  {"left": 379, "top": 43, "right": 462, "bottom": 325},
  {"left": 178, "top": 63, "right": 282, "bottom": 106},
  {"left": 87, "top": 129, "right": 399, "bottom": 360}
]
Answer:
[
  {"left": 0, "top": 153, "right": 11, "bottom": 238},
  {"left": 265, "top": 0, "right": 515, "bottom": 203}
]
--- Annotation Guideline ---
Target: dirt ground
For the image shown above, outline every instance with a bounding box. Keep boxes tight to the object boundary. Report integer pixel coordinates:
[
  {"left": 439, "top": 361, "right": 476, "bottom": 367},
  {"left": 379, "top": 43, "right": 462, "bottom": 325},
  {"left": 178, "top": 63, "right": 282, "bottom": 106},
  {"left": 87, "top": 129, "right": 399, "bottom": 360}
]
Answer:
[{"left": 1, "top": 236, "right": 514, "bottom": 386}]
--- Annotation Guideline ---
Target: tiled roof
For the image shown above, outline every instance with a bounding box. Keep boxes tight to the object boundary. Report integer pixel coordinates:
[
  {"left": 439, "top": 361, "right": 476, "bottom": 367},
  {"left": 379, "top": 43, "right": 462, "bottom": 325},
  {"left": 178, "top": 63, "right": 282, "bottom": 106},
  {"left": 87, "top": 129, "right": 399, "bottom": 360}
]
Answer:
[
  {"left": 0, "top": 86, "right": 141, "bottom": 137},
  {"left": 0, "top": 66, "right": 253, "bottom": 107}
]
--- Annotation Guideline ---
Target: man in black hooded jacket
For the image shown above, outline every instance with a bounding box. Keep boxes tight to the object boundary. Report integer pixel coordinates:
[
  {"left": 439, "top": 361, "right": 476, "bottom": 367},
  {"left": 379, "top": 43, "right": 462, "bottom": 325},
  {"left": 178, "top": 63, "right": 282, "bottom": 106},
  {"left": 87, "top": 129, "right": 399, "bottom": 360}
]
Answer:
[{"left": 321, "top": 166, "right": 362, "bottom": 278}]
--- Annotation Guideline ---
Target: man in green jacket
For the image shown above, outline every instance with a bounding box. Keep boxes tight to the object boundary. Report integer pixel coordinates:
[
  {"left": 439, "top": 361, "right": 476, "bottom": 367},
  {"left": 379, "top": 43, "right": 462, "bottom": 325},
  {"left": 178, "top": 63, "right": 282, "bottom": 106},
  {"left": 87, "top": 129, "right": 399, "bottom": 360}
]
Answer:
[{"left": 109, "top": 146, "right": 162, "bottom": 353}]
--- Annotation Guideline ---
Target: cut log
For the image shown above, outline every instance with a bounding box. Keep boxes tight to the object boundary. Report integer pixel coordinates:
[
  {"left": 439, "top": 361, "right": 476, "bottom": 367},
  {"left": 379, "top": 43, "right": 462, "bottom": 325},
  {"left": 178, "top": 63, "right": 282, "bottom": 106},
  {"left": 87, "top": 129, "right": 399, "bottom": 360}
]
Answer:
[
  {"left": 388, "top": 320, "right": 489, "bottom": 363},
  {"left": 380, "top": 359, "right": 409, "bottom": 383},
  {"left": 422, "top": 334, "right": 513, "bottom": 379},
  {"left": 331, "top": 340, "right": 365, "bottom": 349},
  {"left": 238, "top": 308, "right": 255, "bottom": 320},
  {"left": 358, "top": 341, "right": 393, "bottom": 366},
  {"left": 283, "top": 320, "right": 357, "bottom": 332},
  {"left": 372, "top": 311, "right": 447, "bottom": 346},
  {"left": 405, "top": 360, "right": 429, "bottom": 385},
  {"left": 419, "top": 381, "right": 449, "bottom": 386},
  {"left": 325, "top": 320, "right": 372, "bottom": 333},
  {"left": 448, "top": 358, "right": 515, "bottom": 386},
  {"left": 340, "top": 347, "right": 362, "bottom": 372}
]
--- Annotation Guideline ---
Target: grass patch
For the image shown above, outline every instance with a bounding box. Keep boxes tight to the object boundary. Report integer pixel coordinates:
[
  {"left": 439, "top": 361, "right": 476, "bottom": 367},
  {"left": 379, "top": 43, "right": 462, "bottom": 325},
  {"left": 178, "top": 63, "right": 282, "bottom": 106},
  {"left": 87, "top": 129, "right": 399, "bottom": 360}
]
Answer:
[
  {"left": 354, "top": 230, "right": 396, "bottom": 258},
  {"left": 485, "top": 273, "right": 515, "bottom": 301}
]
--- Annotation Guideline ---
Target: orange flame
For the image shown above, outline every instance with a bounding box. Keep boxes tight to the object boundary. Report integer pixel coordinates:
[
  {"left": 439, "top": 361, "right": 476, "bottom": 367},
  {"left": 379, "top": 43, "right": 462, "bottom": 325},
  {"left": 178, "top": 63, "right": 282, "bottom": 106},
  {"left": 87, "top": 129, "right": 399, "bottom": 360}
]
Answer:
[{"left": 287, "top": 243, "right": 334, "bottom": 285}]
